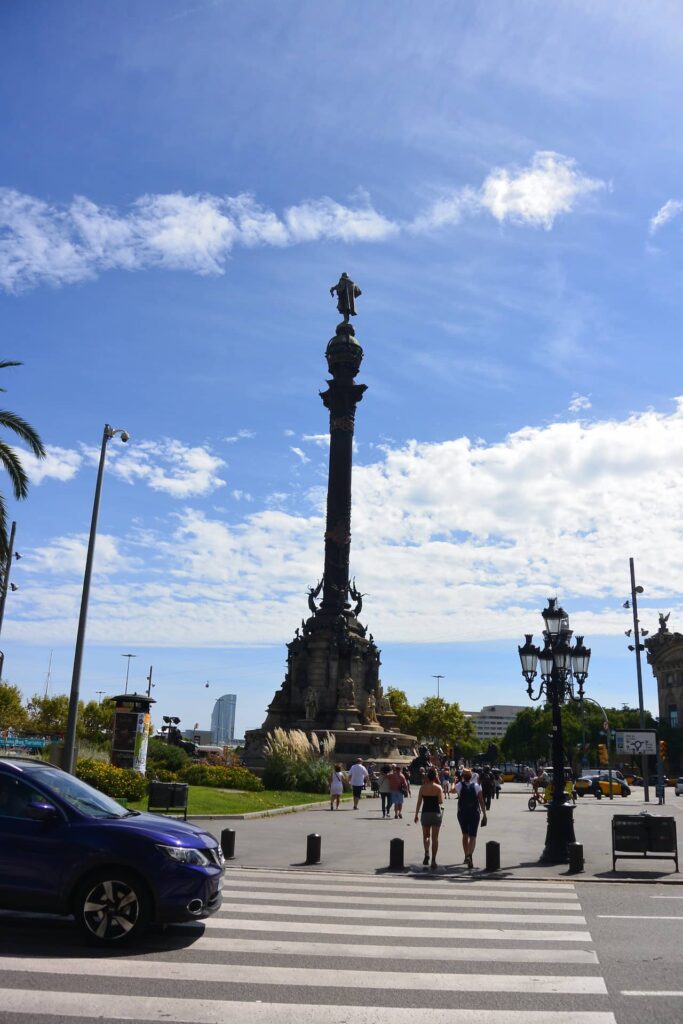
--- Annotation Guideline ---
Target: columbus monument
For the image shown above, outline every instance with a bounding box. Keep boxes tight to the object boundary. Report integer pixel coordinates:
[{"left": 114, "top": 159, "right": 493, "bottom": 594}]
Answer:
[{"left": 243, "top": 276, "right": 417, "bottom": 769}]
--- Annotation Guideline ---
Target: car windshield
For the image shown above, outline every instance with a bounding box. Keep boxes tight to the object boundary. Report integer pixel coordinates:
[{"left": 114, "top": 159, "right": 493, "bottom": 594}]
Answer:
[{"left": 25, "top": 767, "right": 131, "bottom": 819}]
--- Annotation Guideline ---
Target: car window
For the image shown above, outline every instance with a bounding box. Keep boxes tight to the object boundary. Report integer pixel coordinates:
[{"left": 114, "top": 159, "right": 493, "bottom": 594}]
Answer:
[
  {"left": 23, "top": 766, "right": 127, "bottom": 818},
  {"left": 0, "top": 775, "right": 45, "bottom": 819}
]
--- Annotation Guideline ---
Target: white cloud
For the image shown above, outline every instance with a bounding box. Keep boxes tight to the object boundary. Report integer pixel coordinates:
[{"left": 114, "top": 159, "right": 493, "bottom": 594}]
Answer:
[
  {"left": 13, "top": 399, "right": 683, "bottom": 648},
  {"left": 290, "top": 446, "right": 310, "bottom": 464},
  {"left": 24, "top": 445, "right": 82, "bottom": 484},
  {"left": 479, "top": 151, "right": 605, "bottom": 229},
  {"left": 649, "top": 199, "right": 683, "bottom": 235},
  {"left": 301, "top": 433, "right": 330, "bottom": 447},
  {"left": 225, "top": 429, "right": 256, "bottom": 443},
  {"left": 25, "top": 533, "right": 133, "bottom": 576},
  {"left": 568, "top": 393, "right": 592, "bottom": 413},
  {"left": 0, "top": 151, "right": 604, "bottom": 292},
  {"left": 107, "top": 439, "right": 226, "bottom": 497}
]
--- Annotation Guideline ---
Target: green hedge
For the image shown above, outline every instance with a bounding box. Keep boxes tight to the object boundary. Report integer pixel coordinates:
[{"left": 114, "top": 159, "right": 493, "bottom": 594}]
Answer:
[
  {"left": 76, "top": 758, "right": 147, "bottom": 801},
  {"left": 179, "top": 764, "right": 263, "bottom": 791}
]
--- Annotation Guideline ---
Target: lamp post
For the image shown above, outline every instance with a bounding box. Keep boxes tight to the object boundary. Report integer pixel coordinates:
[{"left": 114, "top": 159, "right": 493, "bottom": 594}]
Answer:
[
  {"left": 63, "top": 424, "right": 129, "bottom": 774},
  {"left": 518, "top": 597, "right": 591, "bottom": 863},
  {"left": 432, "top": 674, "right": 444, "bottom": 699},
  {"left": 625, "top": 558, "right": 650, "bottom": 803}
]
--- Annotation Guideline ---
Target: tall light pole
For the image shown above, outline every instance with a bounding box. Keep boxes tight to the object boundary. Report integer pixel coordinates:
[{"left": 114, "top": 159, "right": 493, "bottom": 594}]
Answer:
[
  {"left": 63, "top": 424, "right": 129, "bottom": 774},
  {"left": 122, "top": 653, "right": 136, "bottom": 695},
  {"left": 518, "top": 598, "right": 591, "bottom": 863},
  {"left": 625, "top": 558, "right": 650, "bottom": 803},
  {"left": 432, "top": 674, "right": 444, "bottom": 699}
]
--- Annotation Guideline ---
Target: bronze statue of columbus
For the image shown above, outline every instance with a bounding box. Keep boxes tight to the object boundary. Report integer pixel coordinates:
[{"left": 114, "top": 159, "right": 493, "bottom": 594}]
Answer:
[{"left": 330, "top": 272, "right": 361, "bottom": 322}]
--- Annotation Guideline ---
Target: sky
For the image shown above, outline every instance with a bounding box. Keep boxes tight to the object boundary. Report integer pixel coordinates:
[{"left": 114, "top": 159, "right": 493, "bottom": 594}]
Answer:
[{"left": 2, "top": 0, "right": 683, "bottom": 738}]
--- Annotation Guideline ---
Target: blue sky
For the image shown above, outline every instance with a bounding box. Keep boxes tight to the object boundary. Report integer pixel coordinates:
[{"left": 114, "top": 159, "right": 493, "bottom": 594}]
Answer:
[{"left": 2, "top": 1, "right": 683, "bottom": 737}]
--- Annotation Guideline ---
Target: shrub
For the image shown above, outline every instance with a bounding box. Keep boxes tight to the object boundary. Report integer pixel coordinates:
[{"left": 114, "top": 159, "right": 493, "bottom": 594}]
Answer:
[
  {"left": 146, "top": 767, "right": 179, "bottom": 782},
  {"left": 262, "top": 728, "right": 335, "bottom": 793},
  {"left": 147, "top": 738, "right": 189, "bottom": 772},
  {"left": 76, "top": 758, "right": 147, "bottom": 801},
  {"left": 179, "top": 764, "right": 263, "bottom": 791}
]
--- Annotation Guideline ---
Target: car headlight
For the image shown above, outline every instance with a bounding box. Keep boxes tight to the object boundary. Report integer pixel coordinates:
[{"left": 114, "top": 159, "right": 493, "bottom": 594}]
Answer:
[{"left": 157, "top": 844, "right": 212, "bottom": 867}]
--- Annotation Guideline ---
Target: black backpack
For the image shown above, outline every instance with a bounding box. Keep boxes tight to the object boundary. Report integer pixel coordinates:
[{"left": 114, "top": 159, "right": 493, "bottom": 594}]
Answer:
[{"left": 458, "top": 780, "right": 478, "bottom": 811}]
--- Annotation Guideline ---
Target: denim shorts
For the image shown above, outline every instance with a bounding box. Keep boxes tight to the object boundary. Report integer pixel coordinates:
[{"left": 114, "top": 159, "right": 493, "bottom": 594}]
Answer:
[{"left": 392, "top": 791, "right": 405, "bottom": 805}]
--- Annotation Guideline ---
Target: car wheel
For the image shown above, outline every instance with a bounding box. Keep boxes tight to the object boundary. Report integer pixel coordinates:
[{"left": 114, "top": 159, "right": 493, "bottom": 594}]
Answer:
[
  {"left": 577, "top": 791, "right": 584, "bottom": 798},
  {"left": 74, "top": 869, "right": 150, "bottom": 945}
]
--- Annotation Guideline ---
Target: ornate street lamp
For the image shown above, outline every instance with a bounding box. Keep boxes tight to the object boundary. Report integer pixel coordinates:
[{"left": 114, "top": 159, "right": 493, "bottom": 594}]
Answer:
[{"left": 518, "top": 597, "right": 592, "bottom": 863}]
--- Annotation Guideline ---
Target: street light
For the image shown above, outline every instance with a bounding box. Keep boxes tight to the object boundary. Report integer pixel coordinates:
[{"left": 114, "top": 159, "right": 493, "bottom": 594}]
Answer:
[
  {"left": 432, "top": 674, "right": 444, "bottom": 699},
  {"left": 518, "top": 597, "right": 592, "bottom": 863},
  {"left": 63, "top": 424, "right": 129, "bottom": 774},
  {"left": 626, "top": 558, "right": 650, "bottom": 803}
]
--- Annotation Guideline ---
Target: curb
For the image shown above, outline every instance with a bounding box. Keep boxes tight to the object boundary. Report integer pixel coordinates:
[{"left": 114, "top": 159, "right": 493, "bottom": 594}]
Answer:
[{"left": 187, "top": 799, "right": 348, "bottom": 821}]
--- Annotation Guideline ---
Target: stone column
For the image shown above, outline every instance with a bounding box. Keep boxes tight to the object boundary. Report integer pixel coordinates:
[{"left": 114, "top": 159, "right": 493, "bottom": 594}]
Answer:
[{"left": 320, "top": 323, "right": 367, "bottom": 615}]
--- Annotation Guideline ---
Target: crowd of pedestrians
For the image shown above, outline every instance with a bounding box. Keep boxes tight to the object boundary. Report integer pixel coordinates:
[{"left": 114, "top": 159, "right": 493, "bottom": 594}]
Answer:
[{"left": 329, "top": 756, "right": 501, "bottom": 869}]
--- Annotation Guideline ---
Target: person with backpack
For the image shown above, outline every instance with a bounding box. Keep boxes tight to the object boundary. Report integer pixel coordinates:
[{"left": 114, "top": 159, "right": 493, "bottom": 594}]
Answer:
[{"left": 455, "top": 766, "right": 487, "bottom": 868}]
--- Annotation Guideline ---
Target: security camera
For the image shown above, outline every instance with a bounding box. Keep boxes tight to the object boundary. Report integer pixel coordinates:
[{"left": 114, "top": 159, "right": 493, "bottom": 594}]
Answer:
[{"left": 120, "top": 431, "right": 130, "bottom": 443}]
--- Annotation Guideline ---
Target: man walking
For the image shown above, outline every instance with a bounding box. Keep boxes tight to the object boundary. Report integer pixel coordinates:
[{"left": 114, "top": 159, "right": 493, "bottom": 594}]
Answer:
[{"left": 348, "top": 757, "right": 369, "bottom": 810}]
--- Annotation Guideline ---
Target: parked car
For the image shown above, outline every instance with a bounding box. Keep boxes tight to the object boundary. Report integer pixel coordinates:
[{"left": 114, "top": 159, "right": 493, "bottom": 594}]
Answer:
[
  {"left": 576, "top": 770, "right": 603, "bottom": 798},
  {"left": 675, "top": 777, "right": 683, "bottom": 797},
  {"left": 0, "top": 758, "right": 224, "bottom": 945}
]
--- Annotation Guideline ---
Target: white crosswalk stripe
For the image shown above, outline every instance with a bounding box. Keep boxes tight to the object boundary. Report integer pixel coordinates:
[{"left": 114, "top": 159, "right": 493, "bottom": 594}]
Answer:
[{"left": 0, "top": 868, "right": 615, "bottom": 1024}]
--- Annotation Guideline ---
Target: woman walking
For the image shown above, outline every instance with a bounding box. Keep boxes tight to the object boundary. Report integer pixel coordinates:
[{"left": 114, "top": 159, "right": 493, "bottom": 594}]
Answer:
[
  {"left": 329, "top": 763, "right": 345, "bottom": 810},
  {"left": 414, "top": 766, "right": 444, "bottom": 870},
  {"left": 388, "top": 764, "right": 406, "bottom": 819},
  {"left": 455, "top": 766, "right": 487, "bottom": 868},
  {"left": 378, "top": 765, "right": 392, "bottom": 818}
]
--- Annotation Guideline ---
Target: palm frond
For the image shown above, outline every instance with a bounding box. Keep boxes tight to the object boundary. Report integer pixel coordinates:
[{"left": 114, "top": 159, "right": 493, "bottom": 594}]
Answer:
[
  {"left": 0, "top": 492, "right": 8, "bottom": 563},
  {"left": 0, "top": 361, "right": 23, "bottom": 394},
  {"left": 0, "top": 410, "right": 46, "bottom": 458},
  {"left": 0, "top": 441, "right": 29, "bottom": 499}
]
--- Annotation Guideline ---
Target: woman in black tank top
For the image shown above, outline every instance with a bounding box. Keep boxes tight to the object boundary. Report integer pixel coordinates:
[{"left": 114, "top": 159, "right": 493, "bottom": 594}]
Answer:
[{"left": 414, "top": 766, "right": 444, "bottom": 870}]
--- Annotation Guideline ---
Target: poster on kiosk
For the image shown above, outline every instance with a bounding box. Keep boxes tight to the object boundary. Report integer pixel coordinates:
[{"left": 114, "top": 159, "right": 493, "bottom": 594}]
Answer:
[{"left": 111, "top": 694, "right": 155, "bottom": 774}]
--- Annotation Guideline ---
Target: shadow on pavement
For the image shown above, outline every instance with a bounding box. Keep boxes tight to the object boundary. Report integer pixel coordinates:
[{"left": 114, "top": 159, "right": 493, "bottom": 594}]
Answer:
[{"left": 0, "top": 911, "right": 205, "bottom": 957}]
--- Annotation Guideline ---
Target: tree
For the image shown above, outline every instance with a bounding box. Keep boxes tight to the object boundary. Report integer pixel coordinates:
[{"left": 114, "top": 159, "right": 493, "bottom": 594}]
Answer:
[
  {"left": 0, "top": 360, "right": 46, "bottom": 559},
  {"left": 78, "top": 699, "right": 115, "bottom": 747},
  {"left": 0, "top": 682, "right": 28, "bottom": 733},
  {"left": 25, "top": 694, "right": 70, "bottom": 735},
  {"left": 386, "top": 687, "right": 417, "bottom": 735},
  {"left": 385, "top": 687, "right": 476, "bottom": 753}
]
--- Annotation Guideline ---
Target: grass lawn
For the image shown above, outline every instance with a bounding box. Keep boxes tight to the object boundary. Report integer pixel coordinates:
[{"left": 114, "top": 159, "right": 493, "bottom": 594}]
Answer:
[{"left": 127, "top": 786, "right": 350, "bottom": 816}]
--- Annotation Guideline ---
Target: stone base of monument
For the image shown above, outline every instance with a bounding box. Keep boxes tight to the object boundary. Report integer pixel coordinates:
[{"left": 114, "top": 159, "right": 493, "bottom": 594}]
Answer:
[{"left": 242, "top": 726, "right": 417, "bottom": 775}]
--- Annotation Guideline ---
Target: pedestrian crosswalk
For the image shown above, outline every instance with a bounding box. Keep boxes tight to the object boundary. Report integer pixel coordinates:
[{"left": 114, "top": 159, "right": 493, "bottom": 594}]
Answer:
[{"left": 0, "top": 867, "right": 616, "bottom": 1024}]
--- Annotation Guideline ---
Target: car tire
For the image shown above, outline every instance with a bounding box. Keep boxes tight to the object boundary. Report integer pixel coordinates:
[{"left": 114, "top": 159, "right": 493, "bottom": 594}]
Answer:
[
  {"left": 577, "top": 792, "right": 584, "bottom": 798},
  {"left": 74, "top": 869, "right": 150, "bottom": 946}
]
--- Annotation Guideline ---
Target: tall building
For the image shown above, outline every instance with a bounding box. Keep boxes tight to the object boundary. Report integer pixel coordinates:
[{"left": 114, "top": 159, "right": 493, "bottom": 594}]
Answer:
[
  {"left": 466, "top": 705, "right": 526, "bottom": 741},
  {"left": 211, "top": 694, "right": 237, "bottom": 746}
]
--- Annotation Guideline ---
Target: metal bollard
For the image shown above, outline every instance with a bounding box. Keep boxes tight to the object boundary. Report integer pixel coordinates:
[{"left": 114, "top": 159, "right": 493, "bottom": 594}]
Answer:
[
  {"left": 568, "top": 842, "right": 584, "bottom": 874},
  {"left": 389, "top": 837, "right": 404, "bottom": 871},
  {"left": 485, "top": 840, "right": 500, "bottom": 872},
  {"left": 221, "top": 828, "right": 236, "bottom": 860},
  {"left": 306, "top": 832, "right": 321, "bottom": 864}
]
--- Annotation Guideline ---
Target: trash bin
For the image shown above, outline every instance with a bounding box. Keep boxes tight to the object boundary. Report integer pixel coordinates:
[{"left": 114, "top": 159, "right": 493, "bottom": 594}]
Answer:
[{"left": 147, "top": 781, "right": 189, "bottom": 820}]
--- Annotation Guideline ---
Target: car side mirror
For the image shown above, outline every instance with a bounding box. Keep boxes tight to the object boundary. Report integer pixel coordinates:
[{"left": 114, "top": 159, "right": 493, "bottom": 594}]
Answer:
[{"left": 26, "top": 801, "right": 59, "bottom": 822}]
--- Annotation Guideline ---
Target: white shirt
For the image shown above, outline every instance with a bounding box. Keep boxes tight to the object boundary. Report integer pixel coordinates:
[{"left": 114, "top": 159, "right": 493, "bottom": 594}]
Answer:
[{"left": 348, "top": 763, "right": 369, "bottom": 786}]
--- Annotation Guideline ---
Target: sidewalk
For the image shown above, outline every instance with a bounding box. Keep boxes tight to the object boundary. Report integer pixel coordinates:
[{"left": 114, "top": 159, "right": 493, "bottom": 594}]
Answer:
[{"left": 194, "top": 783, "right": 683, "bottom": 883}]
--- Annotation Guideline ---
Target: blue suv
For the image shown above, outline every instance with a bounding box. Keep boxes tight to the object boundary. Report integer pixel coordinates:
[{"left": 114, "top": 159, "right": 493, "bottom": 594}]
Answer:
[{"left": 0, "top": 758, "right": 224, "bottom": 944}]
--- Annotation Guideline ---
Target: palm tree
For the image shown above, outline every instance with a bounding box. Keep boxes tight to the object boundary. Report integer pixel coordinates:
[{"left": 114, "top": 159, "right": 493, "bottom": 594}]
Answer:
[{"left": 0, "top": 360, "right": 45, "bottom": 559}]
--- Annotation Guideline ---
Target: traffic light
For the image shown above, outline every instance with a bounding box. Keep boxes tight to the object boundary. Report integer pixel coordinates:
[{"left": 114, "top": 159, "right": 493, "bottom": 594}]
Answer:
[
  {"left": 598, "top": 743, "right": 608, "bottom": 765},
  {"left": 659, "top": 739, "right": 668, "bottom": 762}
]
